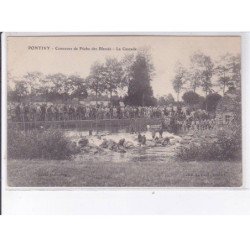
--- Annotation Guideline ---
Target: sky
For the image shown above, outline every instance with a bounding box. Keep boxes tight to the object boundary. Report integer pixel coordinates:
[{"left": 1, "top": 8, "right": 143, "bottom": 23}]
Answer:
[{"left": 7, "top": 35, "right": 241, "bottom": 99}]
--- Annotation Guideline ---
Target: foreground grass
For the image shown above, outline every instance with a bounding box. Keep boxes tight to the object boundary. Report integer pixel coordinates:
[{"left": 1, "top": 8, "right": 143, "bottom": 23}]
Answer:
[{"left": 7, "top": 159, "right": 242, "bottom": 187}]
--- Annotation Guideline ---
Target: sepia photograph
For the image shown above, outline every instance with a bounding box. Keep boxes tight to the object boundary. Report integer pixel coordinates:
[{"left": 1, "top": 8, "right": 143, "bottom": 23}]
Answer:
[{"left": 5, "top": 35, "right": 242, "bottom": 187}]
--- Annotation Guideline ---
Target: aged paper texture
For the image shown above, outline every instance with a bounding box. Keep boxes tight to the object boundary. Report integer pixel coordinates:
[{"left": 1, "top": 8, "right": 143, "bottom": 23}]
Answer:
[{"left": 6, "top": 35, "right": 242, "bottom": 187}]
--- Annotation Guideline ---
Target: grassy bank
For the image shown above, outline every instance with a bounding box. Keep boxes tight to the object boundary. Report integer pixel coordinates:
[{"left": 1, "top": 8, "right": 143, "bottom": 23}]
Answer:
[{"left": 7, "top": 159, "right": 242, "bottom": 187}]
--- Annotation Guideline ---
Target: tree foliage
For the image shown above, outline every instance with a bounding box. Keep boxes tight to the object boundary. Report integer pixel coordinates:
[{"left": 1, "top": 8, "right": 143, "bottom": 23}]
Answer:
[
  {"left": 7, "top": 50, "right": 241, "bottom": 108},
  {"left": 86, "top": 62, "right": 106, "bottom": 103},
  {"left": 214, "top": 53, "right": 241, "bottom": 95},
  {"left": 203, "top": 93, "right": 222, "bottom": 112},
  {"left": 124, "top": 50, "right": 156, "bottom": 106},
  {"left": 157, "top": 94, "right": 175, "bottom": 106},
  {"left": 172, "top": 62, "right": 187, "bottom": 102},
  {"left": 182, "top": 91, "right": 201, "bottom": 106},
  {"left": 67, "top": 74, "right": 88, "bottom": 99},
  {"left": 188, "top": 52, "right": 213, "bottom": 96},
  {"left": 9, "top": 80, "right": 29, "bottom": 102},
  {"left": 103, "top": 58, "right": 124, "bottom": 98}
]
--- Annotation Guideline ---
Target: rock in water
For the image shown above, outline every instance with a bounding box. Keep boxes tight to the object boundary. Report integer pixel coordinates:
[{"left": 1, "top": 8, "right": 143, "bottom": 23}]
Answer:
[
  {"left": 68, "top": 142, "right": 80, "bottom": 152},
  {"left": 78, "top": 137, "right": 89, "bottom": 147},
  {"left": 169, "top": 138, "right": 177, "bottom": 145},
  {"left": 117, "top": 146, "right": 126, "bottom": 153},
  {"left": 100, "top": 140, "right": 118, "bottom": 150},
  {"left": 100, "top": 139, "right": 108, "bottom": 148},
  {"left": 141, "top": 135, "right": 146, "bottom": 145},
  {"left": 164, "top": 137, "right": 170, "bottom": 143},
  {"left": 158, "top": 137, "right": 169, "bottom": 146},
  {"left": 118, "top": 138, "right": 125, "bottom": 146},
  {"left": 138, "top": 133, "right": 142, "bottom": 143},
  {"left": 124, "top": 141, "right": 134, "bottom": 148}
]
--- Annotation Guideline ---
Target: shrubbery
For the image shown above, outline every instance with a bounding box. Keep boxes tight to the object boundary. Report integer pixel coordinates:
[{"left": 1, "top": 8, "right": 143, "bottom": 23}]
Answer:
[
  {"left": 8, "top": 128, "right": 80, "bottom": 160},
  {"left": 176, "top": 126, "right": 242, "bottom": 161}
]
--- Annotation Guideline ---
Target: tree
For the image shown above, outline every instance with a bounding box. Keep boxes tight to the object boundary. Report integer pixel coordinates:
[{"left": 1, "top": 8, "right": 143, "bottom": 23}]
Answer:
[
  {"left": 215, "top": 53, "right": 241, "bottom": 95},
  {"left": 7, "top": 85, "right": 15, "bottom": 102},
  {"left": 157, "top": 95, "right": 168, "bottom": 106},
  {"left": 215, "top": 54, "right": 233, "bottom": 95},
  {"left": 22, "top": 72, "right": 45, "bottom": 95},
  {"left": 230, "top": 54, "right": 241, "bottom": 88},
  {"left": 12, "top": 80, "right": 29, "bottom": 102},
  {"left": 10, "top": 72, "right": 45, "bottom": 102},
  {"left": 45, "top": 73, "right": 69, "bottom": 101},
  {"left": 172, "top": 62, "right": 187, "bottom": 102},
  {"left": 203, "top": 93, "right": 222, "bottom": 112},
  {"left": 187, "top": 56, "right": 201, "bottom": 93},
  {"left": 67, "top": 74, "right": 88, "bottom": 100},
  {"left": 182, "top": 91, "right": 201, "bottom": 106},
  {"left": 9, "top": 72, "right": 89, "bottom": 103},
  {"left": 121, "top": 53, "right": 134, "bottom": 80},
  {"left": 158, "top": 94, "right": 175, "bottom": 106},
  {"left": 188, "top": 52, "right": 214, "bottom": 97},
  {"left": 7, "top": 73, "right": 17, "bottom": 102},
  {"left": 86, "top": 62, "right": 106, "bottom": 104},
  {"left": 166, "top": 93, "right": 175, "bottom": 104},
  {"left": 124, "top": 50, "right": 156, "bottom": 106},
  {"left": 103, "top": 58, "right": 124, "bottom": 99}
]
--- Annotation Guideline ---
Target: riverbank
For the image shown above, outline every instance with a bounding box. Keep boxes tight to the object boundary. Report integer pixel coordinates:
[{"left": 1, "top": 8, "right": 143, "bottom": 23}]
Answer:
[{"left": 7, "top": 159, "right": 242, "bottom": 187}]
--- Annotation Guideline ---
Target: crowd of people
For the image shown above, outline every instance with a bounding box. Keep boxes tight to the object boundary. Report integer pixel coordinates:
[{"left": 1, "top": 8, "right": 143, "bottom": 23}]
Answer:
[
  {"left": 8, "top": 102, "right": 210, "bottom": 121},
  {"left": 8, "top": 102, "right": 222, "bottom": 133}
]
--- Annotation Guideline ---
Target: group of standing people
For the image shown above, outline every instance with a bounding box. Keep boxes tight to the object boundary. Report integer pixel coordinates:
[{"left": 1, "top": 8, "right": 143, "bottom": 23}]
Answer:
[
  {"left": 8, "top": 102, "right": 194, "bottom": 122},
  {"left": 8, "top": 102, "right": 220, "bottom": 134}
]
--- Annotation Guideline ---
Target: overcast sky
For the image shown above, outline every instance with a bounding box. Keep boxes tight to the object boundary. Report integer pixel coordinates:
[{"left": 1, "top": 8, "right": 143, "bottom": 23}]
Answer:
[{"left": 7, "top": 35, "right": 241, "bottom": 99}]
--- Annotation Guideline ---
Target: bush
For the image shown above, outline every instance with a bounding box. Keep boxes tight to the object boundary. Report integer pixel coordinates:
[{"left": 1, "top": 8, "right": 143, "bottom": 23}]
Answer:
[
  {"left": 203, "top": 93, "right": 222, "bottom": 112},
  {"left": 176, "top": 127, "right": 242, "bottom": 161},
  {"left": 8, "top": 128, "right": 80, "bottom": 160},
  {"left": 182, "top": 91, "right": 201, "bottom": 106}
]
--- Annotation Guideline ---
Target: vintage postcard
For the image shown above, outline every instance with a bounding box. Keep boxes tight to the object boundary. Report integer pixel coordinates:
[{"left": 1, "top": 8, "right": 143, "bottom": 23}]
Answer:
[{"left": 4, "top": 34, "right": 242, "bottom": 187}]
